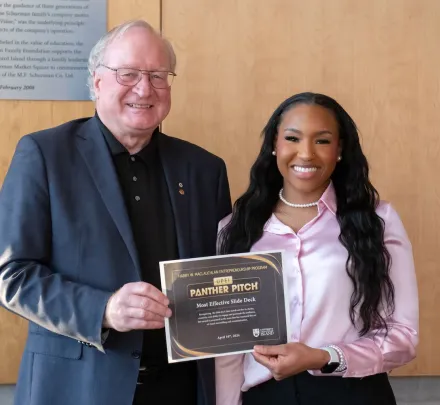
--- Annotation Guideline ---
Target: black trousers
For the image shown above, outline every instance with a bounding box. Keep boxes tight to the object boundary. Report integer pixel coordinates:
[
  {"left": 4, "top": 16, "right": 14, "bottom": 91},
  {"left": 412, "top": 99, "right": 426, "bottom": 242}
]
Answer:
[
  {"left": 242, "top": 372, "right": 396, "bottom": 405},
  {"left": 133, "top": 361, "right": 197, "bottom": 405}
]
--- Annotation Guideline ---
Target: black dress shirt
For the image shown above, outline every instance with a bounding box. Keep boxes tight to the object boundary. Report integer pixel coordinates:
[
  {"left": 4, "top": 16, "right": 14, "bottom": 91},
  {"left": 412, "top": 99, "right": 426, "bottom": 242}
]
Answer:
[
  {"left": 96, "top": 115, "right": 198, "bottom": 403},
  {"left": 96, "top": 114, "right": 178, "bottom": 366}
]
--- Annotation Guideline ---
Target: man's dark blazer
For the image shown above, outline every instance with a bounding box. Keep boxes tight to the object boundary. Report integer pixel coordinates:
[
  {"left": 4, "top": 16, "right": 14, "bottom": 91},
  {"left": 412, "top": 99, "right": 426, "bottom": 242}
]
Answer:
[{"left": 0, "top": 116, "right": 231, "bottom": 405}]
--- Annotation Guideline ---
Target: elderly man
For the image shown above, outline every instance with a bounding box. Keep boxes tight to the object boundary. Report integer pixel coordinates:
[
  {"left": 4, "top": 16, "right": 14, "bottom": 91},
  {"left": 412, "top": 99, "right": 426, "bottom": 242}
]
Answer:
[{"left": 0, "top": 20, "right": 231, "bottom": 405}]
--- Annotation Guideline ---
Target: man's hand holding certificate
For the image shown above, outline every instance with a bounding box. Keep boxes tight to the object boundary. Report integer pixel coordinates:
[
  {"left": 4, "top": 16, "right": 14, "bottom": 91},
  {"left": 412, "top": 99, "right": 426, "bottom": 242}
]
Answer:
[{"left": 160, "top": 251, "right": 289, "bottom": 362}]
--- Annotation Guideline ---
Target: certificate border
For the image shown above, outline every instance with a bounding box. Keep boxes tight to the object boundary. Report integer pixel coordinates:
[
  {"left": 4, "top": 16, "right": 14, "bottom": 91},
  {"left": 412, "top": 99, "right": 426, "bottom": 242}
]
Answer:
[{"left": 160, "top": 250, "right": 289, "bottom": 363}]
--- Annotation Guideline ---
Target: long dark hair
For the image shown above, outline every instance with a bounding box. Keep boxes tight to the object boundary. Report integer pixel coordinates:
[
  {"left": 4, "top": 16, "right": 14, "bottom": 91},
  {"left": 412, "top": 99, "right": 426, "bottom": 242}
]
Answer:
[{"left": 219, "top": 92, "right": 394, "bottom": 336}]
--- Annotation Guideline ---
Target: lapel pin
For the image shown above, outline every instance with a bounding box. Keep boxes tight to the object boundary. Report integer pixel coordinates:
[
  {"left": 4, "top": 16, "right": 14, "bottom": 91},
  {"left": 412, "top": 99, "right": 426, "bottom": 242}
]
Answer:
[{"left": 179, "top": 182, "right": 183, "bottom": 187}]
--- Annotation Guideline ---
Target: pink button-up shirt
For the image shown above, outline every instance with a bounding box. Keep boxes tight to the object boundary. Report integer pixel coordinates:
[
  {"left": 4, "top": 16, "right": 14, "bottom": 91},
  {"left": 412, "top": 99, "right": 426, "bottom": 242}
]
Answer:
[{"left": 215, "top": 184, "right": 418, "bottom": 405}]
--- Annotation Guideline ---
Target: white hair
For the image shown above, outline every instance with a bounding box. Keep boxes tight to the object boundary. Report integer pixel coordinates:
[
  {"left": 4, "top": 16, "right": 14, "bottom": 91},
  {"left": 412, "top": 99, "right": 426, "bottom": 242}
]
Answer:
[{"left": 87, "top": 20, "right": 177, "bottom": 100}]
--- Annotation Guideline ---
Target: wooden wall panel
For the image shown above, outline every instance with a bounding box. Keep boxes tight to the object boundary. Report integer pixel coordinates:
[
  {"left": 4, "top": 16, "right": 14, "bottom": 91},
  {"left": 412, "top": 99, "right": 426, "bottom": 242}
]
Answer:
[
  {"left": 162, "top": 0, "right": 440, "bottom": 375},
  {"left": 0, "top": 0, "right": 160, "bottom": 385}
]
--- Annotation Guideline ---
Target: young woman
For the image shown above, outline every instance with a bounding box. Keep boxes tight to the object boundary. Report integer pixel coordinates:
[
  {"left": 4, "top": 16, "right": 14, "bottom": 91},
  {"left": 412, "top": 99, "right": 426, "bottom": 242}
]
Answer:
[{"left": 215, "top": 92, "right": 418, "bottom": 405}]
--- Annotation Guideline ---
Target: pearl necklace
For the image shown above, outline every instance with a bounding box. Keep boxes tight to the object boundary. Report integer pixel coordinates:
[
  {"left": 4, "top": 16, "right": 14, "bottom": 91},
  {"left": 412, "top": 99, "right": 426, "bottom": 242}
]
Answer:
[{"left": 278, "top": 188, "right": 319, "bottom": 208}]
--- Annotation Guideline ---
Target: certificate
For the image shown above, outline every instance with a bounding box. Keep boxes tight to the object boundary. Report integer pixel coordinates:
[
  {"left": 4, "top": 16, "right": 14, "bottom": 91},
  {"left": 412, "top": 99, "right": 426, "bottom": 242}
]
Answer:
[{"left": 159, "top": 251, "right": 289, "bottom": 363}]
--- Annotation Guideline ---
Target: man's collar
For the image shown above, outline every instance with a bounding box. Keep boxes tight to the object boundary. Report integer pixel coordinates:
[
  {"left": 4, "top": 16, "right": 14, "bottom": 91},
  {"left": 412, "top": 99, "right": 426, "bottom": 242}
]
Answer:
[{"left": 95, "top": 112, "right": 159, "bottom": 161}]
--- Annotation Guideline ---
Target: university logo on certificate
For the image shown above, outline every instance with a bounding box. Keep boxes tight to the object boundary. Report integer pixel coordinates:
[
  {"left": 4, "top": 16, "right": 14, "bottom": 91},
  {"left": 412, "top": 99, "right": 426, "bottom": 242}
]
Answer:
[{"left": 160, "top": 251, "right": 289, "bottom": 362}]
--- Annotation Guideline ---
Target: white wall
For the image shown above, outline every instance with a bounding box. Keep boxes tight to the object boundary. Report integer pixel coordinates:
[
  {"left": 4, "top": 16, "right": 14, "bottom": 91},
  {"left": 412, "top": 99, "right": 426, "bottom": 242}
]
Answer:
[
  {"left": 0, "top": 386, "right": 13, "bottom": 405},
  {"left": 1, "top": 378, "right": 440, "bottom": 404}
]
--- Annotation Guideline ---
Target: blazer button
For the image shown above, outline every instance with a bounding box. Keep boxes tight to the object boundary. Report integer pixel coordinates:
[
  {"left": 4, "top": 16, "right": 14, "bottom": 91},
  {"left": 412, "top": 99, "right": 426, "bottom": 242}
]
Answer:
[{"left": 131, "top": 350, "right": 141, "bottom": 359}]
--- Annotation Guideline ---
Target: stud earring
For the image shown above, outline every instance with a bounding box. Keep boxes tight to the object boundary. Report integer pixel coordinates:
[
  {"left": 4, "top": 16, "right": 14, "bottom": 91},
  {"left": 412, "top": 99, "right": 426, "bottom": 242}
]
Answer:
[
  {"left": 337, "top": 156, "right": 342, "bottom": 162},
  {"left": 272, "top": 151, "right": 276, "bottom": 156}
]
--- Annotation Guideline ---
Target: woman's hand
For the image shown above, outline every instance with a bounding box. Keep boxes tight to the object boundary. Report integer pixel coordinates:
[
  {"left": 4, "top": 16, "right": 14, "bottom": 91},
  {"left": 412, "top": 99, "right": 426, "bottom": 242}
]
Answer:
[{"left": 253, "top": 342, "right": 330, "bottom": 381}]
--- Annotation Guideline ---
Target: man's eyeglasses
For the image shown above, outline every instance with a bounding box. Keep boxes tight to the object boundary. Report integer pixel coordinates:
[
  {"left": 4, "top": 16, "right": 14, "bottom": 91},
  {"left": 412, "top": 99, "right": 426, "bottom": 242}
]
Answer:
[{"left": 99, "top": 65, "right": 176, "bottom": 89}]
